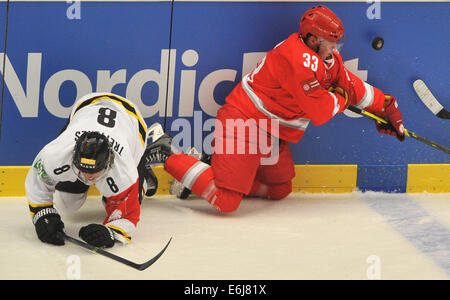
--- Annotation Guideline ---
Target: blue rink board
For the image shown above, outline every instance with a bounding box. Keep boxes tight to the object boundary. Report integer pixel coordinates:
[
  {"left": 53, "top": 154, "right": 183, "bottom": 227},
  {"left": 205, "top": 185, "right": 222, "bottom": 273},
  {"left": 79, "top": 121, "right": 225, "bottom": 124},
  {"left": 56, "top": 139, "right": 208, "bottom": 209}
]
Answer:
[{"left": 0, "top": 1, "right": 448, "bottom": 167}]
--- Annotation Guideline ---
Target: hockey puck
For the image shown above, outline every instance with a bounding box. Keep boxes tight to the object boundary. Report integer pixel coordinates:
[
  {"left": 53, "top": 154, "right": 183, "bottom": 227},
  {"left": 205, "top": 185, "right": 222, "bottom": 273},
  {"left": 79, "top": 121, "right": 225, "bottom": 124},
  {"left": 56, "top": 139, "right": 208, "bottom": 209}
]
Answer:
[{"left": 372, "top": 37, "right": 384, "bottom": 50}]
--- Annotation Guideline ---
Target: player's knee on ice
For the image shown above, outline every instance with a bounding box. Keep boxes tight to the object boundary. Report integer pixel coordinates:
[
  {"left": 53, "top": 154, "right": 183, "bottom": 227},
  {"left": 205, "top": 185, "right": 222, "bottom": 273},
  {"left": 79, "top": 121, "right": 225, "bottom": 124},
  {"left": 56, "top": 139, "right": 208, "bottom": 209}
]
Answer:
[
  {"left": 267, "top": 181, "right": 292, "bottom": 200},
  {"left": 211, "top": 188, "right": 243, "bottom": 213},
  {"left": 212, "top": 182, "right": 292, "bottom": 212}
]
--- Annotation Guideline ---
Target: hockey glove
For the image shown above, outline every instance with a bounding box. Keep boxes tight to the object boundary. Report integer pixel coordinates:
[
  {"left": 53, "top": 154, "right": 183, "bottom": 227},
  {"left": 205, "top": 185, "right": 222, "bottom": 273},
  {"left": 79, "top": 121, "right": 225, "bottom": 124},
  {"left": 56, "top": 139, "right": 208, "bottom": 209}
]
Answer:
[
  {"left": 328, "top": 86, "right": 350, "bottom": 109},
  {"left": 79, "top": 224, "right": 115, "bottom": 248},
  {"left": 375, "top": 95, "right": 405, "bottom": 141},
  {"left": 33, "top": 207, "right": 65, "bottom": 246}
]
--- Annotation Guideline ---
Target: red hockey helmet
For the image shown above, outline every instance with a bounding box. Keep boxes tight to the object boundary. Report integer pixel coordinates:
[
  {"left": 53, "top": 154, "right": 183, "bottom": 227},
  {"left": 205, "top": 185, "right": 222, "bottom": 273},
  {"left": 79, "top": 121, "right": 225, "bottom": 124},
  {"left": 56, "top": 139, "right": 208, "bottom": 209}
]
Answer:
[{"left": 299, "top": 5, "right": 344, "bottom": 42}]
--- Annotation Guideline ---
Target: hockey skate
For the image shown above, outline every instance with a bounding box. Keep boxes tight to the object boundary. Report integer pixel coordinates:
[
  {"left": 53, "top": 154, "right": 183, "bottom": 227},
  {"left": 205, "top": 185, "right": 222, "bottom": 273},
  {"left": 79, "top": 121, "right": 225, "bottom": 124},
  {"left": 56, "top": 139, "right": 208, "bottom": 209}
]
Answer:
[
  {"left": 138, "top": 160, "right": 158, "bottom": 197},
  {"left": 136, "top": 123, "right": 166, "bottom": 198},
  {"left": 170, "top": 148, "right": 211, "bottom": 200},
  {"left": 147, "top": 122, "right": 165, "bottom": 144},
  {"left": 143, "top": 123, "right": 180, "bottom": 166}
]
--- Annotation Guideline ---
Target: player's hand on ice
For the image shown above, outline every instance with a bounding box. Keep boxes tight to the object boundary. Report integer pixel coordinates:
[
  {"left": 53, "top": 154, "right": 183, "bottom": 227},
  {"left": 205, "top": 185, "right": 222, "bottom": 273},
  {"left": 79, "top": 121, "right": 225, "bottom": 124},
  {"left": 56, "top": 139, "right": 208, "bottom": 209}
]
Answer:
[
  {"left": 79, "top": 224, "right": 115, "bottom": 248},
  {"left": 375, "top": 95, "right": 405, "bottom": 141},
  {"left": 32, "top": 208, "right": 65, "bottom": 246}
]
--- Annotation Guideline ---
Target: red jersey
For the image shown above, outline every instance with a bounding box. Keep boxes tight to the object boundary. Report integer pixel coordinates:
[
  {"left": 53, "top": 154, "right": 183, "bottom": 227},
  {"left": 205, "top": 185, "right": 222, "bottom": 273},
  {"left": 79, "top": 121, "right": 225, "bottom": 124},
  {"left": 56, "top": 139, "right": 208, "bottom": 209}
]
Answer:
[{"left": 226, "top": 33, "right": 386, "bottom": 143}]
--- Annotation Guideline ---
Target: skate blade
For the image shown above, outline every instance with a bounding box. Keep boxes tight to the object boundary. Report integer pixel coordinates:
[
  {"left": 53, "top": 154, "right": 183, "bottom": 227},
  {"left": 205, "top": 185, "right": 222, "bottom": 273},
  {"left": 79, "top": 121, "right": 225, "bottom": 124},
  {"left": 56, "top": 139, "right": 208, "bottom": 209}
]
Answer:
[{"left": 147, "top": 123, "right": 165, "bottom": 144}]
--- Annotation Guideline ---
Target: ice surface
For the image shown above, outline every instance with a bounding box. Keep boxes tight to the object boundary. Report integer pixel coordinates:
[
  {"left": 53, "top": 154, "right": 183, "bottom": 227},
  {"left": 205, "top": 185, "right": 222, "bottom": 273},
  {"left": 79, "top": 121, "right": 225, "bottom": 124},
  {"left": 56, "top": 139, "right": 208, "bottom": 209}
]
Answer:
[{"left": 1, "top": 192, "right": 449, "bottom": 280}]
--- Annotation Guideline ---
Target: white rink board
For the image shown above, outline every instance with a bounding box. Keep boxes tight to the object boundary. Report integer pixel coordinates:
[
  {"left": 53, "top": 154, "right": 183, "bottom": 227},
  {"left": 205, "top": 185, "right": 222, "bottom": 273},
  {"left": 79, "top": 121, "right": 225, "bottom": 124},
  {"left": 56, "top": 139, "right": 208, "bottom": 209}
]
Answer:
[{"left": 1, "top": 192, "right": 449, "bottom": 280}]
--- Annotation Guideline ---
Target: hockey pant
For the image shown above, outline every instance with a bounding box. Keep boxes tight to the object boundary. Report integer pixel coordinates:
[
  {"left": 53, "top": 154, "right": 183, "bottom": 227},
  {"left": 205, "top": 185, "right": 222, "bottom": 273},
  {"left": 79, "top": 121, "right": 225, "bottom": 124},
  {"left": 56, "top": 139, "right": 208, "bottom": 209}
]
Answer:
[{"left": 164, "top": 104, "right": 295, "bottom": 213}]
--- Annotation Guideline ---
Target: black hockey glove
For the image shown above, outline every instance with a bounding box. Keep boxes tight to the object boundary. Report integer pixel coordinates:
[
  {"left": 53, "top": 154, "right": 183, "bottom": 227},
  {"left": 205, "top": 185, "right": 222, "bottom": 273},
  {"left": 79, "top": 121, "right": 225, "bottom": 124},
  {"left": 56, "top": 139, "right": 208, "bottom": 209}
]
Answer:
[
  {"left": 79, "top": 224, "right": 115, "bottom": 248},
  {"left": 33, "top": 207, "right": 65, "bottom": 246}
]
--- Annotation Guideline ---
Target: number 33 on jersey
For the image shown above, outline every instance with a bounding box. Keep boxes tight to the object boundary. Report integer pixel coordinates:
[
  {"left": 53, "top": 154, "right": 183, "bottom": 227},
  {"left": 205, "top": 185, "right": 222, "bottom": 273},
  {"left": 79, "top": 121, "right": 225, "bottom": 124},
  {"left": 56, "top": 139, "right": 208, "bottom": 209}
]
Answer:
[{"left": 303, "top": 53, "right": 319, "bottom": 72}]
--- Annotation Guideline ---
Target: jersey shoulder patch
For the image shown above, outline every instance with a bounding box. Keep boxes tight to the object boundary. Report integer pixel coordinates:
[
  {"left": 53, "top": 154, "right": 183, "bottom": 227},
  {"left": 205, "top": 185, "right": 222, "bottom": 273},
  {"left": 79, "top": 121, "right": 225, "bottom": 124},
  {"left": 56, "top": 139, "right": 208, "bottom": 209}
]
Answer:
[
  {"left": 300, "top": 77, "right": 322, "bottom": 95},
  {"left": 33, "top": 157, "right": 54, "bottom": 185}
]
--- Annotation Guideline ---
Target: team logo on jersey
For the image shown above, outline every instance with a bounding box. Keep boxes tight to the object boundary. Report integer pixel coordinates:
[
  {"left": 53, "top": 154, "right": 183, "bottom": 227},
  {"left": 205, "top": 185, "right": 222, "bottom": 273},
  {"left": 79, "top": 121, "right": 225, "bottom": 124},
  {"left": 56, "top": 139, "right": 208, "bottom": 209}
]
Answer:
[
  {"left": 33, "top": 158, "right": 53, "bottom": 185},
  {"left": 301, "top": 78, "right": 321, "bottom": 95}
]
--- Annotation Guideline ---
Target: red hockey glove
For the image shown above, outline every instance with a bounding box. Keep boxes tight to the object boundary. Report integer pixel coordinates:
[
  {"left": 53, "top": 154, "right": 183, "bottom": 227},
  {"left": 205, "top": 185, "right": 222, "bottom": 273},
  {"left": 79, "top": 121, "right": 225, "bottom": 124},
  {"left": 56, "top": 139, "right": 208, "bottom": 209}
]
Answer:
[
  {"left": 375, "top": 95, "right": 405, "bottom": 141},
  {"left": 328, "top": 85, "right": 350, "bottom": 109}
]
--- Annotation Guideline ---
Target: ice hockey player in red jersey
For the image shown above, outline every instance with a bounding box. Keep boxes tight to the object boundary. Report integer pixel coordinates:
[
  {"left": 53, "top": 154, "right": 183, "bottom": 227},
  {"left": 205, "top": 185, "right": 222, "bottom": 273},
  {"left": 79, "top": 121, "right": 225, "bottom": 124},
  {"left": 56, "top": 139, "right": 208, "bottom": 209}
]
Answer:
[
  {"left": 144, "top": 5, "right": 405, "bottom": 213},
  {"left": 25, "top": 93, "right": 158, "bottom": 247}
]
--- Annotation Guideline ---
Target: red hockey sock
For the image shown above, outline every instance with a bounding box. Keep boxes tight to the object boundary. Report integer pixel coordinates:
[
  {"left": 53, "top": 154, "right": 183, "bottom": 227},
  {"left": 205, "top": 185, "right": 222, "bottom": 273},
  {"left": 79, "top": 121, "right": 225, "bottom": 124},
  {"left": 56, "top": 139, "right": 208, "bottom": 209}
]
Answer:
[
  {"left": 164, "top": 153, "right": 214, "bottom": 199},
  {"left": 164, "top": 153, "right": 244, "bottom": 212}
]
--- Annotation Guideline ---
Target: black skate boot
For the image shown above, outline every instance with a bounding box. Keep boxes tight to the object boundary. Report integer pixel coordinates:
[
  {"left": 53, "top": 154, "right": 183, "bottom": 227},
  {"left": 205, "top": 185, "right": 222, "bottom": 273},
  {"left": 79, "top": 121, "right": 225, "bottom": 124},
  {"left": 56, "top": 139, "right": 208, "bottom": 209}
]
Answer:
[
  {"left": 138, "top": 122, "right": 173, "bottom": 199},
  {"left": 144, "top": 134, "right": 181, "bottom": 165},
  {"left": 137, "top": 159, "right": 158, "bottom": 198},
  {"left": 143, "top": 122, "right": 181, "bottom": 166}
]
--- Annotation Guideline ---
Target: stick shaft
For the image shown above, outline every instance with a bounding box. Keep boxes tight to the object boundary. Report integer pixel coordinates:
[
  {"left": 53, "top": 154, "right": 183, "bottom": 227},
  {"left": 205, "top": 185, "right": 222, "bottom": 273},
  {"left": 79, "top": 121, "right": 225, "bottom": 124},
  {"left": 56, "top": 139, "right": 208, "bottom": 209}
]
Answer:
[{"left": 347, "top": 105, "right": 450, "bottom": 155}]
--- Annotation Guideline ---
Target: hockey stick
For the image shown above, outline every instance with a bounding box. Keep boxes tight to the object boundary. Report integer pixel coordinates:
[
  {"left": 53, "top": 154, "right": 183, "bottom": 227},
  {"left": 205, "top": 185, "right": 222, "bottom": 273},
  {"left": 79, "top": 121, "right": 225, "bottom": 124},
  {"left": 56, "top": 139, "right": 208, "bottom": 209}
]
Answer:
[
  {"left": 346, "top": 105, "right": 450, "bottom": 155},
  {"left": 413, "top": 79, "right": 450, "bottom": 120},
  {"left": 59, "top": 232, "right": 172, "bottom": 271}
]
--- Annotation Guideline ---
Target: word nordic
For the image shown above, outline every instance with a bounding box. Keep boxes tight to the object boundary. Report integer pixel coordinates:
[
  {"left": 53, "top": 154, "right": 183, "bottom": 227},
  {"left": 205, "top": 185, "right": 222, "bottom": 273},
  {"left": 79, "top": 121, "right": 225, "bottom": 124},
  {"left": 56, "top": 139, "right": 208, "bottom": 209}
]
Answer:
[
  {"left": 0, "top": 50, "right": 367, "bottom": 119},
  {"left": 0, "top": 50, "right": 265, "bottom": 119}
]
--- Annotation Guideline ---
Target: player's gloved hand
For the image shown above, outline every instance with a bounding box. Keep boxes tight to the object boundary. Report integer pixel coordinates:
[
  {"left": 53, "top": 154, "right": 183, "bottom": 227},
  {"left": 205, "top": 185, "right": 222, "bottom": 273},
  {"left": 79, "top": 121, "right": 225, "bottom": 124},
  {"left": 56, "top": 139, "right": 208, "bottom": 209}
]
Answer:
[
  {"left": 375, "top": 94, "right": 405, "bottom": 141},
  {"left": 79, "top": 224, "right": 115, "bottom": 248},
  {"left": 32, "top": 207, "right": 65, "bottom": 245},
  {"left": 328, "top": 85, "right": 349, "bottom": 109}
]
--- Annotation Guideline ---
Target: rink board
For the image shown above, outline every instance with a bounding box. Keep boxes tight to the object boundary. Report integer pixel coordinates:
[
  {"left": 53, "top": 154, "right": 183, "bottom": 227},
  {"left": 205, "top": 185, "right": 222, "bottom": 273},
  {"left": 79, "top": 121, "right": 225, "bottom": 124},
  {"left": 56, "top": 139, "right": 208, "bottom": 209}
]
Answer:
[
  {"left": 1, "top": 164, "right": 448, "bottom": 197},
  {"left": 0, "top": 1, "right": 449, "bottom": 195}
]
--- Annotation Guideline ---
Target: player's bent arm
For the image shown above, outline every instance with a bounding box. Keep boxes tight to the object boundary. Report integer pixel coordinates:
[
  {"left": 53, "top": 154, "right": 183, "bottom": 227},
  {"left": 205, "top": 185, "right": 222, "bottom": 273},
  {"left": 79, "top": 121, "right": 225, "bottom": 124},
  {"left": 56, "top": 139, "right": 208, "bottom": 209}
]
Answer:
[
  {"left": 102, "top": 178, "right": 141, "bottom": 244},
  {"left": 25, "top": 154, "right": 57, "bottom": 217},
  {"left": 270, "top": 52, "right": 348, "bottom": 126},
  {"left": 332, "top": 51, "right": 385, "bottom": 113},
  {"left": 298, "top": 87, "right": 347, "bottom": 126},
  {"left": 25, "top": 153, "right": 66, "bottom": 245}
]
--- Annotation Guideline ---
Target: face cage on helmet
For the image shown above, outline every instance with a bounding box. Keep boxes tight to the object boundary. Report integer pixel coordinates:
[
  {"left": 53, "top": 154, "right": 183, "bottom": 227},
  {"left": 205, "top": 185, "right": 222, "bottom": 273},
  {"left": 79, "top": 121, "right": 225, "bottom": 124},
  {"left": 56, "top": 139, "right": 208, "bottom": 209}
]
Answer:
[
  {"left": 336, "top": 34, "right": 345, "bottom": 51},
  {"left": 71, "top": 163, "right": 108, "bottom": 185},
  {"left": 319, "top": 34, "right": 345, "bottom": 52},
  {"left": 315, "top": 34, "right": 345, "bottom": 61}
]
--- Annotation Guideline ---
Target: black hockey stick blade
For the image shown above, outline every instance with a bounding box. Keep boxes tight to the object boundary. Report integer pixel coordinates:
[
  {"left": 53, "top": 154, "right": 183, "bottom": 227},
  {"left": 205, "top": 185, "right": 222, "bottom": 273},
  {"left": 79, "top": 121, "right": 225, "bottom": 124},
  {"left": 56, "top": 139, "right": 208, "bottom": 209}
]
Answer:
[
  {"left": 134, "top": 237, "right": 172, "bottom": 271},
  {"left": 347, "top": 105, "right": 450, "bottom": 155},
  {"left": 60, "top": 232, "right": 172, "bottom": 271},
  {"left": 436, "top": 109, "right": 450, "bottom": 120}
]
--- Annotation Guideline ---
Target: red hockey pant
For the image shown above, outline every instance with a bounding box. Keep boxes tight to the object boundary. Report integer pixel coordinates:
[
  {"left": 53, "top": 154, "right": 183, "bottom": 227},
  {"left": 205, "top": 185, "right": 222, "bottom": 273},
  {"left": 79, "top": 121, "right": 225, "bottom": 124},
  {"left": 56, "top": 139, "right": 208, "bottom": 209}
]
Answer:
[{"left": 165, "top": 104, "right": 295, "bottom": 212}]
